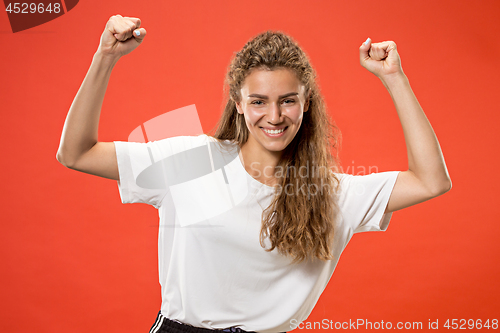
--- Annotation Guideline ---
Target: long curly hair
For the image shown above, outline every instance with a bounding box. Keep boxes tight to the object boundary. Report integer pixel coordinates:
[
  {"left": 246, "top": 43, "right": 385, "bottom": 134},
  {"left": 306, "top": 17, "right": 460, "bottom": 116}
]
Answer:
[{"left": 209, "top": 30, "right": 342, "bottom": 263}]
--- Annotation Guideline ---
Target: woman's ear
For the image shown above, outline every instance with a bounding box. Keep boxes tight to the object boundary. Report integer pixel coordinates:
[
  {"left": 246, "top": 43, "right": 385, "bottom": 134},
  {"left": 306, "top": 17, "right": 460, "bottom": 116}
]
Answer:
[
  {"left": 235, "top": 100, "right": 244, "bottom": 114},
  {"left": 304, "top": 89, "right": 312, "bottom": 112}
]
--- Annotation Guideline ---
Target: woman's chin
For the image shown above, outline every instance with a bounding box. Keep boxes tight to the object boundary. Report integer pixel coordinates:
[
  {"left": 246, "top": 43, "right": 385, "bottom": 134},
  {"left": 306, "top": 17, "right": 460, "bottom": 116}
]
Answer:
[{"left": 260, "top": 141, "right": 289, "bottom": 153}]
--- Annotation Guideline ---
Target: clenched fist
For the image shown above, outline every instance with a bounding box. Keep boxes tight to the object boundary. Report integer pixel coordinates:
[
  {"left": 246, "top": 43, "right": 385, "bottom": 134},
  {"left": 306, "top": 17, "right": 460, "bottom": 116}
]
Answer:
[
  {"left": 359, "top": 38, "right": 403, "bottom": 79},
  {"left": 97, "top": 14, "right": 147, "bottom": 59}
]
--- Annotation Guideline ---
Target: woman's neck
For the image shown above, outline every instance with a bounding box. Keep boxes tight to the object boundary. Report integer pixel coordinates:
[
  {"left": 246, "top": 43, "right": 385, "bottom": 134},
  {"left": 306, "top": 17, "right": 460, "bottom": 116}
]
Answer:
[{"left": 239, "top": 140, "right": 283, "bottom": 187}]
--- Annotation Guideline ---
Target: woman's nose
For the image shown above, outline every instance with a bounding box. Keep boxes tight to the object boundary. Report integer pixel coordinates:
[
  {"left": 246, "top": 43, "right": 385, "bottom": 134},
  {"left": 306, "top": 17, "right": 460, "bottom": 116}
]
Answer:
[{"left": 268, "top": 102, "right": 283, "bottom": 124}]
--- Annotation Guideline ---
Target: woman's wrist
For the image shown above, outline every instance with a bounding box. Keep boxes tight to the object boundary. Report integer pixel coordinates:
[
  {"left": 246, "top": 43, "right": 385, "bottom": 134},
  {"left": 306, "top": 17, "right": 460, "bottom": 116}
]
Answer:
[
  {"left": 379, "top": 70, "right": 408, "bottom": 92},
  {"left": 93, "top": 49, "right": 120, "bottom": 68}
]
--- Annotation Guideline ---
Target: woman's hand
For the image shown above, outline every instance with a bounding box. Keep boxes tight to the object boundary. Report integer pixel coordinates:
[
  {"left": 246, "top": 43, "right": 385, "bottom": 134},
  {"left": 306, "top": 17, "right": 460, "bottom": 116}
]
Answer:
[
  {"left": 359, "top": 38, "right": 403, "bottom": 79},
  {"left": 97, "top": 14, "right": 147, "bottom": 60}
]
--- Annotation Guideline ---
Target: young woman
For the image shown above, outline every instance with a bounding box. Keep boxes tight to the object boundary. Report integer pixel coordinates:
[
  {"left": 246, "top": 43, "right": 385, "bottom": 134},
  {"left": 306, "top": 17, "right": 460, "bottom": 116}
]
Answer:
[{"left": 57, "top": 14, "right": 451, "bottom": 333}]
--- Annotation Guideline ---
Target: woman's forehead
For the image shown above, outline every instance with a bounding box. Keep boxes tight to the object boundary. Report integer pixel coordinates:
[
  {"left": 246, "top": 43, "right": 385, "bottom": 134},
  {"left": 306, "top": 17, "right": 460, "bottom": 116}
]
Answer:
[{"left": 240, "top": 68, "right": 305, "bottom": 96}]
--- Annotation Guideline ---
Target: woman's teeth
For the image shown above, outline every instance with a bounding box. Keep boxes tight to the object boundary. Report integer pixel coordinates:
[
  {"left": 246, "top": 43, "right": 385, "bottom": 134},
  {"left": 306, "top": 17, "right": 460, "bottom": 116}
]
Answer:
[{"left": 263, "top": 128, "right": 285, "bottom": 134}]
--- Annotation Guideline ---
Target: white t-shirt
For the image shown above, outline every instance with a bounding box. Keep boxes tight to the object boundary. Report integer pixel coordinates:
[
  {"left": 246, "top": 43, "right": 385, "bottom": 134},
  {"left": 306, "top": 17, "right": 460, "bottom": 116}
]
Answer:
[{"left": 114, "top": 134, "right": 400, "bottom": 333}]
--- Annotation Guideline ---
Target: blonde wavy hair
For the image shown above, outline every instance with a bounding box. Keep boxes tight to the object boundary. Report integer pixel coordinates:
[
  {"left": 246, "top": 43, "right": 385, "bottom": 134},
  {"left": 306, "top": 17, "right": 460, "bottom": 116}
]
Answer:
[{"left": 209, "top": 30, "right": 342, "bottom": 263}]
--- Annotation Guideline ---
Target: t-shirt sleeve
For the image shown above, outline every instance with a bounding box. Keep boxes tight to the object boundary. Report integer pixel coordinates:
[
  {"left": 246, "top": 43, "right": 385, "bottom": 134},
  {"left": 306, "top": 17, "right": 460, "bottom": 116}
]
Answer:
[
  {"left": 336, "top": 171, "right": 400, "bottom": 234},
  {"left": 114, "top": 140, "right": 169, "bottom": 209}
]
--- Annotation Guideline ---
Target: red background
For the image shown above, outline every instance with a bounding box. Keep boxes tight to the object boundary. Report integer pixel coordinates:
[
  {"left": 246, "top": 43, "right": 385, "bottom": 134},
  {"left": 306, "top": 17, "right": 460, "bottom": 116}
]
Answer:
[{"left": 1, "top": 0, "right": 499, "bottom": 332}]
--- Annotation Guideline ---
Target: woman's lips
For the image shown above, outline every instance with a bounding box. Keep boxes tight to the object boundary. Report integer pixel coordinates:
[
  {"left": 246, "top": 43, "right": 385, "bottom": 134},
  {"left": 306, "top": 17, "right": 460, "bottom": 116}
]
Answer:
[{"left": 260, "top": 126, "right": 288, "bottom": 137}]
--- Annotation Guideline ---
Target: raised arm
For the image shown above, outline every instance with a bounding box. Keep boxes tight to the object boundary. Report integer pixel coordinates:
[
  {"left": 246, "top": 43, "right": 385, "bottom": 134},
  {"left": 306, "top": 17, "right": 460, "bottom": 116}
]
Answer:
[
  {"left": 56, "top": 15, "right": 146, "bottom": 180},
  {"left": 359, "top": 38, "right": 451, "bottom": 213}
]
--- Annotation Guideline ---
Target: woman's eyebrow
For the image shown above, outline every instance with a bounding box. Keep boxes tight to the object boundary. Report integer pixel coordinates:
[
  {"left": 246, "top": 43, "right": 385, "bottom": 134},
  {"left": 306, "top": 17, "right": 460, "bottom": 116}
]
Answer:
[{"left": 247, "top": 92, "right": 298, "bottom": 99}]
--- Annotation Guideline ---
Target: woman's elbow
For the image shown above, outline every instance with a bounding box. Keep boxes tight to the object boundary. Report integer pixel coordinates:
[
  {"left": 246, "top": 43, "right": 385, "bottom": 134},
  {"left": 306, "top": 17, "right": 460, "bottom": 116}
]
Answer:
[
  {"left": 56, "top": 149, "right": 74, "bottom": 168},
  {"left": 56, "top": 150, "right": 65, "bottom": 165},
  {"left": 429, "top": 177, "right": 452, "bottom": 197}
]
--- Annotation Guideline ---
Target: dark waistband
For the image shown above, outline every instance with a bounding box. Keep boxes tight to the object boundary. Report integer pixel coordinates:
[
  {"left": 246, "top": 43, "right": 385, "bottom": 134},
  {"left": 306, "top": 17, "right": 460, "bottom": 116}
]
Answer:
[{"left": 150, "top": 312, "right": 257, "bottom": 333}]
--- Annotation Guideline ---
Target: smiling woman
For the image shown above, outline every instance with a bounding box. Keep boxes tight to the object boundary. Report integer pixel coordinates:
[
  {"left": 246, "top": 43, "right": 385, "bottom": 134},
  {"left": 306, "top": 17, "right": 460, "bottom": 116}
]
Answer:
[
  {"left": 236, "top": 68, "right": 309, "bottom": 161},
  {"left": 57, "top": 15, "right": 450, "bottom": 333},
  {"left": 213, "top": 31, "right": 343, "bottom": 268}
]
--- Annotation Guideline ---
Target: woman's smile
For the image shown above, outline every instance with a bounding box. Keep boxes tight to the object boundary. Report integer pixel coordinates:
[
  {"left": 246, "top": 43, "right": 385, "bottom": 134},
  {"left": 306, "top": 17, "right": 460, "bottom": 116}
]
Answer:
[{"left": 260, "top": 126, "right": 288, "bottom": 137}]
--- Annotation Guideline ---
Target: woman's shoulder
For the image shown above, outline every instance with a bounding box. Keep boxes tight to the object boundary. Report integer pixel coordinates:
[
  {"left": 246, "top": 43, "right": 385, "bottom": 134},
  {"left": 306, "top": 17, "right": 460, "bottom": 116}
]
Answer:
[
  {"left": 332, "top": 171, "right": 400, "bottom": 198},
  {"left": 333, "top": 171, "right": 399, "bottom": 181},
  {"left": 145, "top": 134, "right": 240, "bottom": 157},
  {"left": 147, "top": 133, "right": 213, "bottom": 147}
]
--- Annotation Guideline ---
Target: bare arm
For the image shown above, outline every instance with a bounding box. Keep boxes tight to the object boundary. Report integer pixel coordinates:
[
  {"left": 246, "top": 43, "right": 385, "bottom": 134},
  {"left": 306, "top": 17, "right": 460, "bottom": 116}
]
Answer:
[
  {"left": 56, "top": 15, "right": 147, "bottom": 180},
  {"left": 359, "top": 38, "right": 452, "bottom": 213},
  {"left": 56, "top": 52, "right": 120, "bottom": 180}
]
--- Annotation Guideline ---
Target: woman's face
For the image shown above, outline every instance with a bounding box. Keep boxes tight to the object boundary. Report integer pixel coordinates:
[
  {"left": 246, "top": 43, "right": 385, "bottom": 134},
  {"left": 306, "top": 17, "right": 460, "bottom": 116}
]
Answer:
[{"left": 235, "top": 67, "right": 309, "bottom": 155}]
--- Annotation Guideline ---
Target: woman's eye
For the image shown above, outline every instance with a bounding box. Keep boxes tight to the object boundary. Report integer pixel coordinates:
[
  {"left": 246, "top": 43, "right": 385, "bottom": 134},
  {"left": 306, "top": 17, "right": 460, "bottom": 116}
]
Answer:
[{"left": 251, "top": 99, "right": 294, "bottom": 105}]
